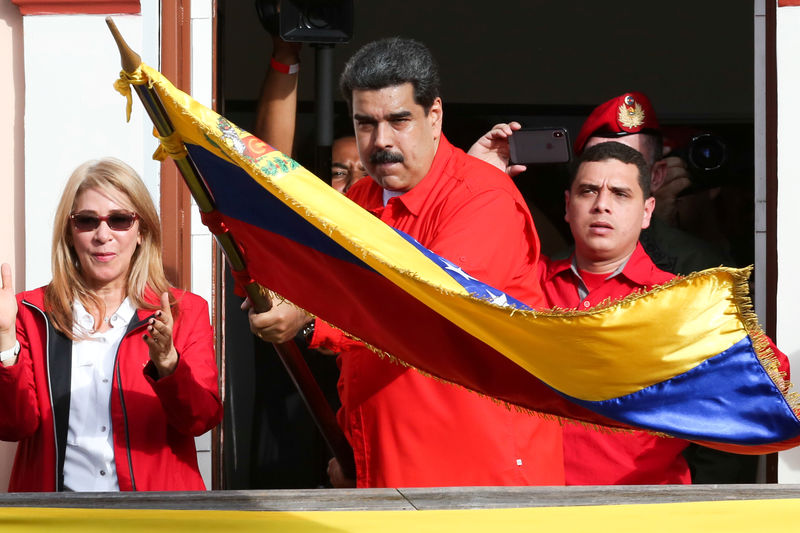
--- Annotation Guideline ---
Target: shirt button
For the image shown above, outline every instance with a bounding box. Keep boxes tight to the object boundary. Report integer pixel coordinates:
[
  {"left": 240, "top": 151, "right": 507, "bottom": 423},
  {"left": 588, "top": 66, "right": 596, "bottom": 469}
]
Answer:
[
  {"left": 101, "top": 426, "right": 107, "bottom": 432},
  {"left": 583, "top": 301, "right": 591, "bottom": 308},
  {"left": 100, "top": 470, "right": 106, "bottom": 476},
  {"left": 102, "top": 378, "right": 109, "bottom": 383}
]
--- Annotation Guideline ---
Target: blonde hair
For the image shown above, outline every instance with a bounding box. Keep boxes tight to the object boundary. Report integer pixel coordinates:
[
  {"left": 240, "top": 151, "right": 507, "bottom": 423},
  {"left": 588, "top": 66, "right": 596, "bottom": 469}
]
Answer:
[{"left": 45, "top": 158, "right": 174, "bottom": 338}]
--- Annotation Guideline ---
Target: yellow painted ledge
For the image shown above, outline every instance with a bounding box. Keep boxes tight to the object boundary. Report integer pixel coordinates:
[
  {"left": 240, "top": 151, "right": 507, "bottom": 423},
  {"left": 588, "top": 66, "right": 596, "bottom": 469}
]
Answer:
[{"left": 1, "top": 499, "right": 798, "bottom": 532}]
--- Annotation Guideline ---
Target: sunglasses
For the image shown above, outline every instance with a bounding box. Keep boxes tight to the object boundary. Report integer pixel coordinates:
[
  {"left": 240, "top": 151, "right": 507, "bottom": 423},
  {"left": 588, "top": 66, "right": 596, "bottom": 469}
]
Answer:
[{"left": 70, "top": 212, "right": 139, "bottom": 232}]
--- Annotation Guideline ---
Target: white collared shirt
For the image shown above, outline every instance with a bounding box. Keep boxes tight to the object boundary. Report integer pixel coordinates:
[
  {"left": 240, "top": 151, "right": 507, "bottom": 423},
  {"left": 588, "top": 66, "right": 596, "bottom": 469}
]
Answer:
[
  {"left": 63, "top": 298, "right": 136, "bottom": 492},
  {"left": 382, "top": 188, "right": 403, "bottom": 206}
]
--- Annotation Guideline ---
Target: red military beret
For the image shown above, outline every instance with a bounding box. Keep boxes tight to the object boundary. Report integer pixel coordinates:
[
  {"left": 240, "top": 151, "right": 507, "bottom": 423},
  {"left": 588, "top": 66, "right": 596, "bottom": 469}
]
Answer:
[{"left": 573, "top": 92, "right": 660, "bottom": 155}]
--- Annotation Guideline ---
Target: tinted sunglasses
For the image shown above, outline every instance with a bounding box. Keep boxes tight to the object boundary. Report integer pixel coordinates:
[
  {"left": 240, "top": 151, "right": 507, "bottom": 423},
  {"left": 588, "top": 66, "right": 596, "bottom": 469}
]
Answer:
[{"left": 70, "top": 212, "right": 139, "bottom": 232}]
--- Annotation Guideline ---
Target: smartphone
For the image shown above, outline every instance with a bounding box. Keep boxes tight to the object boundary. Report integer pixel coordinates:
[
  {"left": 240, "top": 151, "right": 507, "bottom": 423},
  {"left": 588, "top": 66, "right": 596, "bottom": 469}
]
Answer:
[{"left": 508, "top": 128, "right": 571, "bottom": 165}]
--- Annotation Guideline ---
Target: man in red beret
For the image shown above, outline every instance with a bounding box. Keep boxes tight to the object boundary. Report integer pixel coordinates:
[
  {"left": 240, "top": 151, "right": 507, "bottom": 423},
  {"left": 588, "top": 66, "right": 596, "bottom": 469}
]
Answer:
[{"left": 574, "top": 92, "right": 662, "bottom": 162}]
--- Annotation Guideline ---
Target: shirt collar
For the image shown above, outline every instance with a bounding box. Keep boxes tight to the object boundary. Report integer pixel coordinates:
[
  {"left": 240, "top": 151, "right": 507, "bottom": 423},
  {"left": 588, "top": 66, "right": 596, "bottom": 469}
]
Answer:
[
  {"left": 382, "top": 189, "right": 403, "bottom": 206},
  {"left": 616, "top": 242, "right": 663, "bottom": 286},
  {"left": 546, "top": 241, "right": 654, "bottom": 287},
  {"left": 73, "top": 297, "right": 136, "bottom": 333},
  {"left": 381, "top": 135, "right": 454, "bottom": 217}
]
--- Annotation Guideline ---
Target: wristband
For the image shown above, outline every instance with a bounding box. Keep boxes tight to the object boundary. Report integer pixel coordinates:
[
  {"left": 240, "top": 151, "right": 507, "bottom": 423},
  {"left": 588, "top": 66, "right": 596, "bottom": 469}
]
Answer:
[
  {"left": 295, "top": 319, "right": 315, "bottom": 348},
  {"left": 0, "top": 340, "right": 20, "bottom": 363},
  {"left": 301, "top": 320, "right": 315, "bottom": 343},
  {"left": 270, "top": 56, "right": 300, "bottom": 75}
]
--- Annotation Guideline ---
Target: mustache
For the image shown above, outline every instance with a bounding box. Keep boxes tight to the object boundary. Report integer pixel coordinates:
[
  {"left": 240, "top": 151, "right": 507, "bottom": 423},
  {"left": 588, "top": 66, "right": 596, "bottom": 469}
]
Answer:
[{"left": 370, "top": 149, "right": 404, "bottom": 165}]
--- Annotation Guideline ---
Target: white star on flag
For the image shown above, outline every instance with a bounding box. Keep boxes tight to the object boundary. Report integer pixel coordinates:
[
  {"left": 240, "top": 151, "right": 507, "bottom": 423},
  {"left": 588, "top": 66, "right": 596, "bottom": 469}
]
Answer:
[
  {"left": 485, "top": 290, "right": 509, "bottom": 307},
  {"left": 441, "top": 259, "right": 477, "bottom": 281}
]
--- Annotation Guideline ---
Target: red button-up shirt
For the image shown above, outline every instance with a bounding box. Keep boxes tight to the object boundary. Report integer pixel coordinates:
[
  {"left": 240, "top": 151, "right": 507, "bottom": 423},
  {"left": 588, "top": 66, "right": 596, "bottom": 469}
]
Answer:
[
  {"left": 313, "top": 136, "right": 562, "bottom": 488},
  {"left": 538, "top": 243, "right": 693, "bottom": 485}
]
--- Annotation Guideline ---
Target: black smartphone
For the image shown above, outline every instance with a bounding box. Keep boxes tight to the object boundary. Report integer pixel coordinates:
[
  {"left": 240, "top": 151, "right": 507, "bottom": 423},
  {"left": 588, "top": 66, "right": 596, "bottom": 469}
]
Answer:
[{"left": 508, "top": 128, "right": 571, "bottom": 165}]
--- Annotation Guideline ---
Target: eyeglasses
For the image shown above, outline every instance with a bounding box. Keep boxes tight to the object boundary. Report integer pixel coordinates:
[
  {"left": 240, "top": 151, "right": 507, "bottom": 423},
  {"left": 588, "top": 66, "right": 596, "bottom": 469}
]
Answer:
[{"left": 69, "top": 212, "right": 139, "bottom": 232}]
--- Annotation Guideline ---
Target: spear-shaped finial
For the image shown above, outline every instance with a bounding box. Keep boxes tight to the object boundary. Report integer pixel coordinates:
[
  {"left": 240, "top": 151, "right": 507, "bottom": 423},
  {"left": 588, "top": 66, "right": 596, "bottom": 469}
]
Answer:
[{"left": 106, "top": 16, "right": 142, "bottom": 73}]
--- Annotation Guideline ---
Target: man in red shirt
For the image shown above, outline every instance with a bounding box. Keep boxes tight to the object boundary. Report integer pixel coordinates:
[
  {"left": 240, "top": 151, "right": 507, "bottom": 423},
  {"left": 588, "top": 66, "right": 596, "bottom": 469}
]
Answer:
[
  {"left": 539, "top": 141, "right": 790, "bottom": 484},
  {"left": 248, "top": 38, "right": 563, "bottom": 488},
  {"left": 468, "top": 92, "right": 763, "bottom": 484},
  {"left": 542, "top": 141, "right": 691, "bottom": 484}
]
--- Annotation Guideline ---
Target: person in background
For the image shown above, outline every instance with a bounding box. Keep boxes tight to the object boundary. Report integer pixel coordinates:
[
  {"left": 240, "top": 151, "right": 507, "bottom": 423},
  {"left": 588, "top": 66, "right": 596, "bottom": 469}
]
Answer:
[
  {"left": 255, "top": 36, "right": 366, "bottom": 193},
  {"left": 249, "top": 34, "right": 355, "bottom": 489},
  {"left": 0, "top": 158, "right": 222, "bottom": 492}
]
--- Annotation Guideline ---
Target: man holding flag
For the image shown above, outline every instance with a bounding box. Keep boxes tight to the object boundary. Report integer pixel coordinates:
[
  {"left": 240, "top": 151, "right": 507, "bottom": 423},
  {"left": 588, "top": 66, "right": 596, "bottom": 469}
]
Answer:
[{"left": 248, "top": 37, "right": 564, "bottom": 488}]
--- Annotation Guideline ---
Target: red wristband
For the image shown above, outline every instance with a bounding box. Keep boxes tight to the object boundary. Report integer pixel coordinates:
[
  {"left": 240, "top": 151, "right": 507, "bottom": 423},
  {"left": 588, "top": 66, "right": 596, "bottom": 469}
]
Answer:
[{"left": 270, "top": 56, "right": 300, "bottom": 75}]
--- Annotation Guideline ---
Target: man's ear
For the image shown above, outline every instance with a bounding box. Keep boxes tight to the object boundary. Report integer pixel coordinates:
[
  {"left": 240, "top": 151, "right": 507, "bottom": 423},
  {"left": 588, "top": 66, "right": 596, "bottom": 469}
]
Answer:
[
  {"left": 428, "top": 97, "right": 443, "bottom": 139},
  {"left": 650, "top": 160, "right": 667, "bottom": 192},
  {"left": 642, "top": 196, "right": 656, "bottom": 229}
]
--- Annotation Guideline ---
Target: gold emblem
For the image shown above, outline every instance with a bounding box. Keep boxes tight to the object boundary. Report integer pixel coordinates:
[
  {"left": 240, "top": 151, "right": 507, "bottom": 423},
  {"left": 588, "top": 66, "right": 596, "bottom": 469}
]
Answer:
[{"left": 617, "top": 101, "right": 645, "bottom": 130}]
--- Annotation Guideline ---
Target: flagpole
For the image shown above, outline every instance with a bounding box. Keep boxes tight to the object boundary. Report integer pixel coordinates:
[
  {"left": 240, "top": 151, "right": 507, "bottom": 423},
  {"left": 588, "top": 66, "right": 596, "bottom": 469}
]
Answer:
[{"left": 105, "top": 17, "right": 355, "bottom": 481}]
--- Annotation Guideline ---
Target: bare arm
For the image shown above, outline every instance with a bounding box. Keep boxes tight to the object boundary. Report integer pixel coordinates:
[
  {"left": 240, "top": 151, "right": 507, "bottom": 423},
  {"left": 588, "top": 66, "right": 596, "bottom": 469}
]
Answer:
[{"left": 253, "top": 37, "right": 302, "bottom": 156}]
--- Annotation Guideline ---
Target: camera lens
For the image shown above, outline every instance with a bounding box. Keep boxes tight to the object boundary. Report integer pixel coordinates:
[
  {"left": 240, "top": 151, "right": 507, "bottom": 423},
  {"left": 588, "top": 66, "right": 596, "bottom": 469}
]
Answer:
[
  {"left": 300, "top": 5, "right": 337, "bottom": 29},
  {"left": 687, "top": 134, "right": 726, "bottom": 171},
  {"left": 553, "top": 131, "right": 563, "bottom": 138}
]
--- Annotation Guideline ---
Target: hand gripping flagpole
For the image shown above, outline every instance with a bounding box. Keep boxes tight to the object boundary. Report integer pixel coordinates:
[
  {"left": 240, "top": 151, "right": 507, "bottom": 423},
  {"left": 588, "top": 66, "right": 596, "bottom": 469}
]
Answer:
[{"left": 105, "top": 17, "right": 356, "bottom": 481}]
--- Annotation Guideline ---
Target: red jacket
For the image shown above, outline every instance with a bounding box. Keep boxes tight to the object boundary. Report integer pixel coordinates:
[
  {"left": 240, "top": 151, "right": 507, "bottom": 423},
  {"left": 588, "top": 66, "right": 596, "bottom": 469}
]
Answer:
[{"left": 0, "top": 286, "right": 222, "bottom": 492}]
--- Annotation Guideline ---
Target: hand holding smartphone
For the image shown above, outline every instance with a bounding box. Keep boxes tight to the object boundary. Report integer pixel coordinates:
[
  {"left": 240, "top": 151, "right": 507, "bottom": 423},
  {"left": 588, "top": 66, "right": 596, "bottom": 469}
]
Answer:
[{"left": 509, "top": 128, "right": 571, "bottom": 166}]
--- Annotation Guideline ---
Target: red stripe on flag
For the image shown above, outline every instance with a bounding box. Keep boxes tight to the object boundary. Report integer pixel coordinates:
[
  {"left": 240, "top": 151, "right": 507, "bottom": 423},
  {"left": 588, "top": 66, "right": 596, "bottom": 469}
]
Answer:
[{"left": 223, "top": 215, "right": 623, "bottom": 428}]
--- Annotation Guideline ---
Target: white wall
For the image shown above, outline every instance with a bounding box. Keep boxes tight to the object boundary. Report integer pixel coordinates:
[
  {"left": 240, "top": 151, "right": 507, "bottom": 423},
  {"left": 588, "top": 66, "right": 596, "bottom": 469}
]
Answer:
[
  {"left": 190, "top": 0, "right": 215, "bottom": 490},
  {"left": 776, "top": 4, "right": 800, "bottom": 482},
  {"left": 22, "top": 10, "right": 160, "bottom": 289},
  {"left": 0, "top": 0, "right": 24, "bottom": 494}
]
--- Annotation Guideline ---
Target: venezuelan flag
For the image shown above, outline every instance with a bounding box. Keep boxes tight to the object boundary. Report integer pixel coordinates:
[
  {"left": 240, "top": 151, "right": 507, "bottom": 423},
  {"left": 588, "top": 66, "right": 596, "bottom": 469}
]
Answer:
[{"left": 115, "top": 64, "right": 800, "bottom": 454}]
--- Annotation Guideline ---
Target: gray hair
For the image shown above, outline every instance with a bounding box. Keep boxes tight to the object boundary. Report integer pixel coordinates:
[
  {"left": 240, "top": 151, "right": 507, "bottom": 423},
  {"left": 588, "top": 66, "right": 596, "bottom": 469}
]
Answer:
[{"left": 339, "top": 37, "right": 440, "bottom": 113}]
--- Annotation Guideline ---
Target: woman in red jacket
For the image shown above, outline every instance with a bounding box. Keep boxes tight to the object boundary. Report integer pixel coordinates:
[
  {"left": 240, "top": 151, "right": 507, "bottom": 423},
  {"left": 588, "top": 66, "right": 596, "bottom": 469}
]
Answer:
[{"left": 0, "top": 158, "right": 222, "bottom": 492}]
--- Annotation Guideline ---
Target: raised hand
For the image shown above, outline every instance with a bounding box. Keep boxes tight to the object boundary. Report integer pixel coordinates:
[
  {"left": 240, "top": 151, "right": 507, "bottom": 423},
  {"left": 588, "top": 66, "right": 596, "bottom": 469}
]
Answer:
[
  {"left": 143, "top": 292, "right": 179, "bottom": 378},
  {"left": 0, "top": 263, "right": 18, "bottom": 352},
  {"left": 467, "top": 121, "right": 528, "bottom": 177},
  {"left": 651, "top": 156, "right": 692, "bottom": 225}
]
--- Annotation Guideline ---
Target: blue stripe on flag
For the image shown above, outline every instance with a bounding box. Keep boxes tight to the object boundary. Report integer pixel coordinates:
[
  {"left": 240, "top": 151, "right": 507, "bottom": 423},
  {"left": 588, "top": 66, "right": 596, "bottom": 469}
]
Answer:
[
  {"left": 191, "top": 142, "right": 529, "bottom": 309},
  {"left": 562, "top": 336, "right": 800, "bottom": 444},
  {"left": 392, "top": 230, "right": 529, "bottom": 309},
  {"left": 188, "top": 143, "right": 375, "bottom": 270}
]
